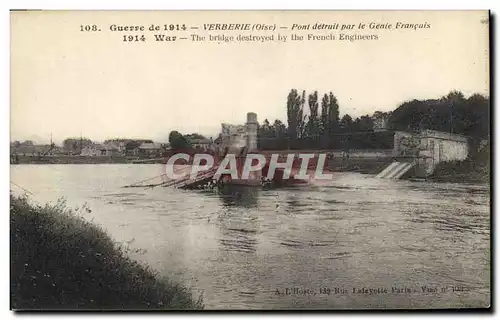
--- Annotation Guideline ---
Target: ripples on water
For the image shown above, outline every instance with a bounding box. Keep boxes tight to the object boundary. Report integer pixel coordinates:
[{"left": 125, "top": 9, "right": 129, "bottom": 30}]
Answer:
[{"left": 11, "top": 165, "right": 490, "bottom": 309}]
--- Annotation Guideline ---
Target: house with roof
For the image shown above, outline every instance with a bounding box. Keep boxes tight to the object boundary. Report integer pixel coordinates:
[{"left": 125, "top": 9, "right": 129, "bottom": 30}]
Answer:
[
  {"left": 103, "top": 141, "right": 125, "bottom": 155},
  {"left": 137, "top": 141, "right": 163, "bottom": 156}
]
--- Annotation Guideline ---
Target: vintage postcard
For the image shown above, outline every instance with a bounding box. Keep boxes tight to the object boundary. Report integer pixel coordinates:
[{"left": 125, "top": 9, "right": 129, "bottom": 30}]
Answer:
[{"left": 10, "top": 10, "right": 490, "bottom": 310}]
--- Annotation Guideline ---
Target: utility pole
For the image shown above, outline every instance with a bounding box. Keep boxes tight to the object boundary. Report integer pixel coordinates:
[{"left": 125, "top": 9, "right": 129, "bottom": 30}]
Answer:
[{"left": 48, "top": 132, "right": 54, "bottom": 156}]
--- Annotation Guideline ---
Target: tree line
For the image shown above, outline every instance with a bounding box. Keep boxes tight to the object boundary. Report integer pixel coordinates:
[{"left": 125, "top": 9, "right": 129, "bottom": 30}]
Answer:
[
  {"left": 258, "top": 89, "right": 490, "bottom": 150},
  {"left": 388, "top": 91, "right": 489, "bottom": 139}
]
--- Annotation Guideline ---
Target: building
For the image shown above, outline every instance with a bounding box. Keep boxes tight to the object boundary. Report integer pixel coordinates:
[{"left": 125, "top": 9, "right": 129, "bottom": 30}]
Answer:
[
  {"left": 373, "top": 115, "right": 389, "bottom": 132},
  {"left": 393, "top": 130, "right": 468, "bottom": 161},
  {"left": 80, "top": 144, "right": 100, "bottom": 156},
  {"left": 103, "top": 141, "right": 126, "bottom": 154},
  {"left": 385, "top": 129, "right": 469, "bottom": 177},
  {"left": 80, "top": 143, "right": 120, "bottom": 156},
  {"left": 416, "top": 130, "right": 469, "bottom": 175},
  {"left": 137, "top": 141, "right": 163, "bottom": 156},
  {"left": 218, "top": 113, "right": 258, "bottom": 155},
  {"left": 191, "top": 138, "right": 211, "bottom": 151}
]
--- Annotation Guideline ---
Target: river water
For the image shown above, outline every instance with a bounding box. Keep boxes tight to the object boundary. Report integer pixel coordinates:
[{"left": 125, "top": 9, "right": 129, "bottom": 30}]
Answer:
[{"left": 10, "top": 164, "right": 490, "bottom": 309}]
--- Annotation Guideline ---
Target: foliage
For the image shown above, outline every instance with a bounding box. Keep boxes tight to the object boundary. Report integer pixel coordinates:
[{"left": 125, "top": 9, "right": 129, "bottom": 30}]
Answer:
[
  {"left": 306, "top": 91, "right": 320, "bottom": 137},
  {"left": 340, "top": 114, "right": 354, "bottom": 133},
  {"left": 259, "top": 119, "right": 286, "bottom": 138},
  {"left": 352, "top": 115, "right": 374, "bottom": 132},
  {"left": 10, "top": 195, "right": 203, "bottom": 310},
  {"left": 168, "top": 131, "right": 191, "bottom": 150},
  {"left": 286, "top": 89, "right": 306, "bottom": 140},
  {"left": 388, "top": 91, "right": 490, "bottom": 139},
  {"left": 321, "top": 92, "right": 340, "bottom": 135},
  {"left": 62, "top": 138, "right": 93, "bottom": 153}
]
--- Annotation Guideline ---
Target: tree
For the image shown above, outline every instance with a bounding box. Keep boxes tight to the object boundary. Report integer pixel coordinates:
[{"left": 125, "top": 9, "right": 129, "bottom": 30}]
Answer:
[
  {"left": 22, "top": 140, "right": 34, "bottom": 146},
  {"left": 272, "top": 119, "right": 287, "bottom": 137},
  {"left": 372, "top": 111, "right": 391, "bottom": 120},
  {"left": 320, "top": 94, "right": 329, "bottom": 135},
  {"left": 258, "top": 118, "right": 288, "bottom": 150},
  {"left": 388, "top": 91, "right": 489, "bottom": 139},
  {"left": 327, "top": 92, "right": 340, "bottom": 134},
  {"left": 340, "top": 114, "right": 353, "bottom": 132},
  {"left": 352, "top": 115, "right": 374, "bottom": 132},
  {"left": 465, "top": 93, "right": 490, "bottom": 138},
  {"left": 63, "top": 137, "right": 92, "bottom": 153},
  {"left": 444, "top": 90, "right": 466, "bottom": 104},
  {"left": 258, "top": 119, "right": 273, "bottom": 138},
  {"left": 320, "top": 92, "right": 340, "bottom": 135},
  {"left": 306, "top": 91, "right": 319, "bottom": 137},
  {"left": 297, "top": 90, "right": 307, "bottom": 138},
  {"left": 168, "top": 131, "right": 191, "bottom": 150},
  {"left": 286, "top": 89, "right": 306, "bottom": 140},
  {"left": 444, "top": 90, "right": 466, "bottom": 134}
]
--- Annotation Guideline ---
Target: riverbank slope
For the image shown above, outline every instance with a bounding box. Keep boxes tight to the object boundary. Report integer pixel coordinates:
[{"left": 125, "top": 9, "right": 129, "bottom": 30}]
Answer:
[
  {"left": 10, "top": 195, "right": 202, "bottom": 310},
  {"left": 428, "top": 159, "right": 490, "bottom": 183}
]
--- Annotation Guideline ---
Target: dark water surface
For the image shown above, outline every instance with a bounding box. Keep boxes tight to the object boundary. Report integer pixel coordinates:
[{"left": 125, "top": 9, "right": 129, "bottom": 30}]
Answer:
[{"left": 11, "top": 164, "right": 490, "bottom": 309}]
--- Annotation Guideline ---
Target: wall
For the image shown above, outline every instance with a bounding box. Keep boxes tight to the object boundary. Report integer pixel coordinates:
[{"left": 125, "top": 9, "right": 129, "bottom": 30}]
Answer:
[
  {"left": 413, "top": 130, "right": 469, "bottom": 176},
  {"left": 220, "top": 123, "right": 246, "bottom": 154},
  {"left": 420, "top": 129, "right": 468, "bottom": 163},
  {"left": 373, "top": 116, "right": 389, "bottom": 132},
  {"left": 80, "top": 146, "right": 100, "bottom": 157},
  {"left": 260, "top": 149, "right": 394, "bottom": 159},
  {"left": 423, "top": 137, "right": 468, "bottom": 163},
  {"left": 219, "top": 112, "right": 259, "bottom": 155},
  {"left": 393, "top": 131, "right": 417, "bottom": 157}
]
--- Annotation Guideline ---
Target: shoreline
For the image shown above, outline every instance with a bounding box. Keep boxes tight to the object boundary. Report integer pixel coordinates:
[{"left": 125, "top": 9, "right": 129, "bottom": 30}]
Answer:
[{"left": 10, "top": 195, "right": 203, "bottom": 310}]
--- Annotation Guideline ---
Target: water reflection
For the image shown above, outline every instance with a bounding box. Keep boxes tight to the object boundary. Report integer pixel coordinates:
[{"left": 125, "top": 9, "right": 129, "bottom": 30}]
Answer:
[
  {"left": 210, "top": 186, "right": 261, "bottom": 306},
  {"left": 217, "top": 185, "right": 260, "bottom": 208},
  {"left": 215, "top": 186, "right": 260, "bottom": 254}
]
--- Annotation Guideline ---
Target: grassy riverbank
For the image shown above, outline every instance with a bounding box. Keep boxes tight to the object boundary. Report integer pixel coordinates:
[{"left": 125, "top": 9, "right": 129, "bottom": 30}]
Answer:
[
  {"left": 10, "top": 195, "right": 202, "bottom": 310},
  {"left": 429, "top": 159, "right": 490, "bottom": 183}
]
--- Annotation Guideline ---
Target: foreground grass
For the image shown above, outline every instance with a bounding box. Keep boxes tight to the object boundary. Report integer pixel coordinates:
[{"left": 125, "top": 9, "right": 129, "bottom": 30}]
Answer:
[{"left": 10, "top": 195, "right": 202, "bottom": 310}]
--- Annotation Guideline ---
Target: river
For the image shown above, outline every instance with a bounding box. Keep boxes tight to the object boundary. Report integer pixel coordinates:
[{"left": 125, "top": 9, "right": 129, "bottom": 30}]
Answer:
[{"left": 10, "top": 164, "right": 490, "bottom": 309}]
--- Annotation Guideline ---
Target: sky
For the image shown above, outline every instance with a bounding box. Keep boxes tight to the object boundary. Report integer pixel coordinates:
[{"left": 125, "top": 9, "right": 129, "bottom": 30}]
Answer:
[{"left": 10, "top": 11, "right": 489, "bottom": 145}]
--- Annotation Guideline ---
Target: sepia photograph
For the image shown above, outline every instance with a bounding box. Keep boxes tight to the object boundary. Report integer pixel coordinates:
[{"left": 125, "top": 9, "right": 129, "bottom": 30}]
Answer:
[{"left": 9, "top": 10, "right": 490, "bottom": 310}]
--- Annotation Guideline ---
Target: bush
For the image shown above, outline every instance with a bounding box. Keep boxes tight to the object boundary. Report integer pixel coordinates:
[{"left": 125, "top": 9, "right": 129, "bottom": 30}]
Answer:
[{"left": 10, "top": 195, "right": 202, "bottom": 310}]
